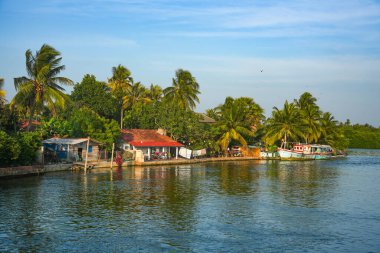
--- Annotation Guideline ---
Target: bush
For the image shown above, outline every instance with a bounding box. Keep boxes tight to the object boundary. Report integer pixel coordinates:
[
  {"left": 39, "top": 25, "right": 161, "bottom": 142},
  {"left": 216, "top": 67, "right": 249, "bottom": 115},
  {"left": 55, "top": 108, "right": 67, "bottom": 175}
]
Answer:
[
  {"left": 0, "top": 131, "right": 42, "bottom": 167},
  {"left": 0, "top": 131, "right": 21, "bottom": 166},
  {"left": 16, "top": 132, "right": 42, "bottom": 165}
]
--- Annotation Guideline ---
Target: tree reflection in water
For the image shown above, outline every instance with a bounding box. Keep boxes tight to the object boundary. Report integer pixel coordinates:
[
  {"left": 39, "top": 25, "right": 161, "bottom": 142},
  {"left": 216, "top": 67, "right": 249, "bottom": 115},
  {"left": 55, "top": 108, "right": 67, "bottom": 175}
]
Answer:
[
  {"left": 265, "top": 160, "right": 339, "bottom": 208},
  {"left": 0, "top": 158, "right": 369, "bottom": 252}
]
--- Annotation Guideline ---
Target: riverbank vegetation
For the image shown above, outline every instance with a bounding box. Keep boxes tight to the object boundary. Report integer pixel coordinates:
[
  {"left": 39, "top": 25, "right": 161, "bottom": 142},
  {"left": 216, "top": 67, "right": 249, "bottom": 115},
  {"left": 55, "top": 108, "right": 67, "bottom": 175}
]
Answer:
[{"left": 1, "top": 44, "right": 379, "bottom": 165}]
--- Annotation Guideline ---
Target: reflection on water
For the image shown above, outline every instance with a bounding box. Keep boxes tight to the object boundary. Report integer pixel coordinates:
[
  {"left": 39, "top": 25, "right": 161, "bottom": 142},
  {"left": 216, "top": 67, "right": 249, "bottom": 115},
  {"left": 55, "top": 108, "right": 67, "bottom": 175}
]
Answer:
[
  {"left": 1, "top": 154, "right": 380, "bottom": 252},
  {"left": 266, "top": 160, "right": 339, "bottom": 208}
]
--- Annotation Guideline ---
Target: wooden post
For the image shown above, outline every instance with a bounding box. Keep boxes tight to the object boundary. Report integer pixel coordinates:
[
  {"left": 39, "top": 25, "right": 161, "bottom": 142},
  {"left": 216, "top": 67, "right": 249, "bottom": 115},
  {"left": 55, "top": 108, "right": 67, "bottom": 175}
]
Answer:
[
  {"left": 84, "top": 137, "right": 90, "bottom": 173},
  {"left": 42, "top": 146, "right": 45, "bottom": 169},
  {"left": 110, "top": 143, "right": 115, "bottom": 169}
]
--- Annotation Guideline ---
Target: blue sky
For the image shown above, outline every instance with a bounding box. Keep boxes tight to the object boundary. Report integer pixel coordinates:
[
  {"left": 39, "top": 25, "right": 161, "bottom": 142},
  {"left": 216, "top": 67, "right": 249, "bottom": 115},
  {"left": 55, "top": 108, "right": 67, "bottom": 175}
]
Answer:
[{"left": 1, "top": 0, "right": 380, "bottom": 126}]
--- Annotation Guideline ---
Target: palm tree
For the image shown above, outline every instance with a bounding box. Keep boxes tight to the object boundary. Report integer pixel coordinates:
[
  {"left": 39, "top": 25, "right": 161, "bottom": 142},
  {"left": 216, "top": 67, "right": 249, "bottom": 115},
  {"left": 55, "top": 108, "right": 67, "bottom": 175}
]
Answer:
[
  {"left": 264, "top": 101, "right": 304, "bottom": 146},
  {"left": 294, "top": 92, "right": 322, "bottom": 143},
  {"left": 108, "top": 64, "right": 133, "bottom": 129},
  {"left": 11, "top": 44, "right": 73, "bottom": 131},
  {"left": 163, "top": 69, "right": 200, "bottom": 111},
  {"left": 294, "top": 92, "right": 317, "bottom": 110},
  {"left": 320, "top": 112, "right": 339, "bottom": 145},
  {"left": 0, "top": 78, "right": 6, "bottom": 106},
  {"left": 234, "top": 97, "right": 264, "bottom": 130},
  {"left": 301, "top": 104, "right": 322, "bottom": 143},
  {"left": 147, "top": 84, "right": 163, "bottom": 102},
  {"left": 123, "top": 82, "right": 151, "bottom": 109},
  {"left": 216, "top": 97, "right": 255, "bottom": 151}
]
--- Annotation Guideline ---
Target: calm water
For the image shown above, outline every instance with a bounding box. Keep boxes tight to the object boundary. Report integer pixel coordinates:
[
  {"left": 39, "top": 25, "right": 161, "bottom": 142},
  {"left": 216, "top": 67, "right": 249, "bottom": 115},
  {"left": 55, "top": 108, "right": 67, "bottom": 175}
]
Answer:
[{"left": 1, "top": 150, "right": 380, "bottom": 252}]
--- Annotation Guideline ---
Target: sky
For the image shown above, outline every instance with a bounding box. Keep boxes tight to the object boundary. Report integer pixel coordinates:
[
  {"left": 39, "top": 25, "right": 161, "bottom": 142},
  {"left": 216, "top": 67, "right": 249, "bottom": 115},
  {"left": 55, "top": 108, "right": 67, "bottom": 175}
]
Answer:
[{"left": 1, "top": 0, "right": 380, "bottom": 126}]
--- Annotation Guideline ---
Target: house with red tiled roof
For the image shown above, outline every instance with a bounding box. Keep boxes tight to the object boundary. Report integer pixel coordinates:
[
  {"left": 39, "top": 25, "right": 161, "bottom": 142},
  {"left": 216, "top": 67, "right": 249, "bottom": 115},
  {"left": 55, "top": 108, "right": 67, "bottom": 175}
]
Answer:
[
  {"left": 19, "top": 120, "right": 41, "bottom": 131},
  {"left": 120, "top": 129, "right": 184, "bottom": 161}
]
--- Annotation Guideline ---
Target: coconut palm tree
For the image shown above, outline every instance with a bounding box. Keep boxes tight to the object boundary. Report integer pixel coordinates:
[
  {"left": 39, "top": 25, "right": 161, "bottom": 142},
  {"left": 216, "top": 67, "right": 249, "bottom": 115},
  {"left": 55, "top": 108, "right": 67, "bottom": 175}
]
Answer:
[
  {"left": 0, "top": 78, "right": 6, "bottom": 106},
  {"left": 264, "top": 101, "right": 304, "bottom": 146},
  {"left": 301, "top": 104, "right": 322, "bottom": 143},
  {"left": 123, "top": 82, "right": 151, "bottom": 109},
  {"left": 216, "top": 97, "right": 255, "bottom": 151},
  {"left": 11, "top": 44, "right": 73, "bottom": 131},
  {"left": 163, "top": 69, "right": 200, "bottom": 111},
  {"left": 319, "top": 112, "right": 339, "bottom": 145},
  {"left": 234, "top": 97, "right": 265, "bottom": 130},
  {"left": 148, "top": 84, "right": 163, "bottom": 102},
  {"left": 108, "top": 64, "right": 133, "bottom": 129},
  {"left": 294, "top": 92, "right": 322, "bottom": 143},
  {"left": 294, "top": 92, "right": 317, "bottom": 110}
]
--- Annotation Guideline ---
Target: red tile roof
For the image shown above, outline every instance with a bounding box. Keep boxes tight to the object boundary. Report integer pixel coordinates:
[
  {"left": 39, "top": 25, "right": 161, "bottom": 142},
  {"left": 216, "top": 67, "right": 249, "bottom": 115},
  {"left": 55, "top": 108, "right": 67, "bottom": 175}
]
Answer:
[
  {"left": 19, "top": 120, "right": 41, "bottom": 130},
  {"left": 121, "top": 129, "right": 184, "bottom": 147}
]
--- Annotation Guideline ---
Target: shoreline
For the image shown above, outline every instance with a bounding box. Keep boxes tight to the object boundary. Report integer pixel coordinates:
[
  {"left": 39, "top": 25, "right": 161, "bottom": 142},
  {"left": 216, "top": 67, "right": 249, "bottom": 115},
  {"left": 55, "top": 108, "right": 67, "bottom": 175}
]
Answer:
[
  {"left": 1, "top": 156, "right": 271, "bottom": 178},
  {"left": 1, "top": 155, "right": 347, "bottom": 178}
]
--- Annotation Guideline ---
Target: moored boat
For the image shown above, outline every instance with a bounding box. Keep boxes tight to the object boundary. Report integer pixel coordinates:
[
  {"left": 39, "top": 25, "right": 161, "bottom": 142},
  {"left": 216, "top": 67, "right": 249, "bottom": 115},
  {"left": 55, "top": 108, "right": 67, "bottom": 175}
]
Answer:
[
  {"left": 313, "top": 145, "right": 333, "bottom": 160},
  {"left": 278, "top": 143, "right": 316, "bottom": 160}
]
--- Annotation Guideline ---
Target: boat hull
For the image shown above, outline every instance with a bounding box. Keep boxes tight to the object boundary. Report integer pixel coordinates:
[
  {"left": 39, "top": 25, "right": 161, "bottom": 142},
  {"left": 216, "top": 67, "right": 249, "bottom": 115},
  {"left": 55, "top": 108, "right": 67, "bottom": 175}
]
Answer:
[
  {"left": 278, "top": 149, "right": 315, "bottom": 160},
  {"left": 315, "top": 154, "right": 332, "bottom": 160}
]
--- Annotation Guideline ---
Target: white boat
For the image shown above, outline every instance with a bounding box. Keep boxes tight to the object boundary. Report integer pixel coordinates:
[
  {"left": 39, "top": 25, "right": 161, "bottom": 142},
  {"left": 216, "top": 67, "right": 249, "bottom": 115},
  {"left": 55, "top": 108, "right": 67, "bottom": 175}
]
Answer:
[
  {"left": 313, "top": 145, "right": 333, "bottom": 160},
  {"left": 278, "top": 143, "right": 333, "bottom": 160},
  {"left": 278, "top": 143, "right": 316, "bottom": 160}
]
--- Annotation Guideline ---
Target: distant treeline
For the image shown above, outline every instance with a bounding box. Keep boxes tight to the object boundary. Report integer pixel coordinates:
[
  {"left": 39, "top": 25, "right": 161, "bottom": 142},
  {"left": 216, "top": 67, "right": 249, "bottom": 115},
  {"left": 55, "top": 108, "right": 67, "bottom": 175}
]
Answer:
[{"left": 339, "top": 123, "right": 380, "bottom": 149}]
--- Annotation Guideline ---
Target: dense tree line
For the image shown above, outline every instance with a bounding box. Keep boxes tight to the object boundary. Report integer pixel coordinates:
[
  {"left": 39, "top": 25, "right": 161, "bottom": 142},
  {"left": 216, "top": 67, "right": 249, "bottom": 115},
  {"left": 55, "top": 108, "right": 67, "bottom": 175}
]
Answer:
[
  {"left": 339, "top": 123, "right": 380, "bottom": 149},
  {"left": 1, "top": 44, "right": 379, "bottom": 166}
]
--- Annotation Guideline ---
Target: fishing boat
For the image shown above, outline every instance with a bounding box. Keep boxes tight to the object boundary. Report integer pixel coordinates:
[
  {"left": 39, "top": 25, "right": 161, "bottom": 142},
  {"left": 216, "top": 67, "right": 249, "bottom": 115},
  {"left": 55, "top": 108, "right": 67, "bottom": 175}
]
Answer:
[
  {"left": 278, "top": 142, "right": 333, "bottom": 160},
  {"left": 313, "top": 145, "right": 333, "bottom": 160},
  {"left": 278, "top": 143, "right": 316, "bottom": 160}
]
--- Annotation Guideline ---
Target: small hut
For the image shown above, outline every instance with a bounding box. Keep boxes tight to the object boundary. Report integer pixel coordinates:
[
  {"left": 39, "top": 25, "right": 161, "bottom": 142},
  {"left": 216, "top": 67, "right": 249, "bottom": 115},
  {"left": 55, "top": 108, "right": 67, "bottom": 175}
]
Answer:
[{"left": 42, "top": 138, "right": 101, "bottom": 163}]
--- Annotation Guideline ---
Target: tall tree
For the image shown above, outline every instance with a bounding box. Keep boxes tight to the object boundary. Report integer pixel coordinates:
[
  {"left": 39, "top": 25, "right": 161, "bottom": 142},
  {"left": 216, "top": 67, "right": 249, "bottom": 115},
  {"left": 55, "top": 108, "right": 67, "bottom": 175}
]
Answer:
[
  {"left": 264, "top": 101, "right": 304, "bottom": 146},
  {"left": 71, "top": 74, "right": 116, "bottom": 118},
  {"left": 215, "top": 97, "right": 255, "bottom": 151},
  {"left": 123, "top": 82, "right": 151, "bottom": 109},
  {"left": 0, "top": 78, "right": 6, "bottom": 106},
  {"left": 147, "top": 84, "right": 163, "bottom": 102},
  {"left": 320, "top": 112, "right": 343, "bottom": 147},
  {"left": 295, "top": 92, "right": 322, "bottom": 143},
  {"left": 163, "top": 69, "right": 200, "bottom": 111},
  {"left": 107, "top": 64, "right": 133, "bottom": 129},
  {"left": 294, "top": 92, "right": 317, "bottom": 111},
  {"left": 301, "top": 104, "right": 322, "bottom": 143},
  {"left": 234, "top": 97, "right": 265, "bottom": 130},
  {"left": 11, "top": 44, "right": 73, "bottom": 131},
  {"left": 69, "top": 106, "right": 120, "bottom": 150}
]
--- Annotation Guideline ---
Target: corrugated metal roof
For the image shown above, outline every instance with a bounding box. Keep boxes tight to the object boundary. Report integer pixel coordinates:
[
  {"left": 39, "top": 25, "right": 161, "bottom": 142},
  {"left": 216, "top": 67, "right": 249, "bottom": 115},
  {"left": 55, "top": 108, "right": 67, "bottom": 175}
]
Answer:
[
  {"left": 42, "top": 138, "right": 100, "bottom": 145},
  {"left": 198, "top": 113, "right": 216, "bottom": 124}
]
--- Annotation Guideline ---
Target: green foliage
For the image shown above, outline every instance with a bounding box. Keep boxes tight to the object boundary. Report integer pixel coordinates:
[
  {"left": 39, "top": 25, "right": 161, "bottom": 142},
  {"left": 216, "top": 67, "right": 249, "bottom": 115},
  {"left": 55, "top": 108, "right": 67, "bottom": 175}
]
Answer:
[
  {"left": 69, "top": 107, "right": 120, "bottom": 150},
  {"left": 209, "top": 97, "right": 259, "bottom": 151},
  {"left": 0, "top": 131, "right": 41, "bottom": 166},
  {"left": 340, "top": 124, "right": 380, "bottom": 149},
  {"left": 0, "top": 77, "right": 6, "bottom": 106},
  {"left": 0, "top": 131, "right": 21, "bottom": 166},
  {"left": 123, "top": 103, "right": 157, "bottom": 129},
  {"left": 163, "top": 69, "right": 200, "bottom": 111},
  {"left": 107, "top": 64, "right": 134, "bottom": 129},
  {"left": 0, "top": 105, "right": 18, "bottom": 132},
  {"left": 11, "top": 44, "right": 73, "bottom": 131},
  {"left": 263, "top": 92, "right": 350, "bottom": 150},
  {"left": 264, "top": 101, "right": 304, "bottom": 145},
  {"left": 71, "top": 74, "right": 117, "bottom": 118},
  {"left": 16, "top": 132, "right": 42, "bottom": 165},
  {"left": 41, "top": 118, "right": 72, "bottom": 138}
]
